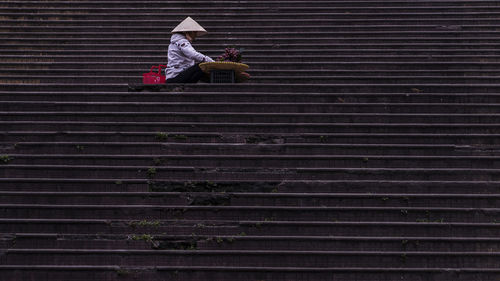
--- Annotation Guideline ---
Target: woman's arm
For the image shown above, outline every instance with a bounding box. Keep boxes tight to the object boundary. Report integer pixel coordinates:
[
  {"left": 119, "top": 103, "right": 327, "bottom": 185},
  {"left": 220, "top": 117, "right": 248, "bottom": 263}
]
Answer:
[{"left": 176, "top": 39, "right": 214, "bottom": 63}]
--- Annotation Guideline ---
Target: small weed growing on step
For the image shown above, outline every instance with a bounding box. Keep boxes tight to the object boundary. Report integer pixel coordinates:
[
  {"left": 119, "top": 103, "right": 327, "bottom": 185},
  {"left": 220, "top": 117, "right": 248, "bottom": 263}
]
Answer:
[
  {"left": 381, "top": 197, "right": 389, "bottom": 201},
  {"left": 187, "top": 242, "right": 197, "bottom": 250},
  {"left": 237, "top": 232, "right": 247, "bottom": 236},
  {"left": 116, "top": 269, "right": 130, "bottom": 277},
  {"left": 216, "top": 237, "right": 224, "bottom": 244},
  {"left": 173, "top": 134, "right": 188, "bottom": 141},
  {"left": 0, "top": 155, "right": 12, "bottom": 164},
  {"left": 153, "top": 158, "right": 164, "bottom": 166},
  {"left": 115, "top": 180, "right": 122, "bottom": 185},
  {"left": 400, "top": 253, "right": 407, "bottom": 263},
  {"left": 319, "top": 135, "right": 327, "bottom": 143},
  {"left": 129, "top": 220, "right": 161, "bottom": 228},
  {"left": 155, "top": 132, "right": 169, "bottom": 141},
  {"left": 206, "top": 181, "right": 217, "bottom": 188},
  {"left": 226, "top": 237, "right": 235, "bottom": 243},
  {"left": 130, "top": 234, "right": 154, "bottom": 242},
  {"left": 147, "top": 167, "right": 157, "bottom": 178},
  {"left": 362, "top": 157, "right": 369, "bottom": 163},
  {"left": 271, "top": 188, "right": 278, "bottom": 193},
  {"left": 401, "top": 240, "right": 409, "bottom": 246},
  {"left": 75, "top": 145, "right": 84, "bottom": 151}
]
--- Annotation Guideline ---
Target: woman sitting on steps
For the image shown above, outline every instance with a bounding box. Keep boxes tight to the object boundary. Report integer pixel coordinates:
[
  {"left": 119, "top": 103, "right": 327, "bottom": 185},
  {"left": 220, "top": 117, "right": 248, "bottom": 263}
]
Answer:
[{"left": 165, "top": 17, "right": 214, "bottom": 83}]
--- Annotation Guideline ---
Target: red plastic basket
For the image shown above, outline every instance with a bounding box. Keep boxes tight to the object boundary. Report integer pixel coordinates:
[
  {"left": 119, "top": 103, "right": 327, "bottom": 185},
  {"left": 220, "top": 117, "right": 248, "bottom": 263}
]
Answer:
[{"left": 143, "top": 65, "right": 167, "bottom": 84}]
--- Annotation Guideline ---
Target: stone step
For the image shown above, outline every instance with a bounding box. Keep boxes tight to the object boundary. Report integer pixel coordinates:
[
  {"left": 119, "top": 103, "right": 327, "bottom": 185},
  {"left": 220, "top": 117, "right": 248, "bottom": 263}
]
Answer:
[
  {"left": 2, "top": 204, "right": 497, "bottom": 222},
  {"left": 3, "top": 12, "right": 500, "bottom": 21},
  {"left": 5, "top": 48, "right": 500, "bottom": 55},
  {"left": 0, "top": 0, "right": 497, "bottom": 7},
  {"left": 5, "top": 61, "right": 500, "bottom": 71},
  {"left": 0, "top": 192, "right": 496, "bottom": 208},
  {"left": 3, "top": 7, "right": 500, "bottom": 13},
  {"left": 2, "top": 91, "right": 500, "bottom": 103},
  {"left": 3, "top": 132, "right": 499, "bottom": 145},
  {"left": 7, "top": 75, "right": 500, "bottom": 85},
  {"left": 1, "top": 218, "right": 497, "bottom": 237},
  {"left": 130, "top": 83, "right": 500, "bottom": 93},
  {"left": 0, "top": 265, "right": 496, "bottom": 281},
  {"left": 3, "top": 25, "right": 500, "bottom": 33},
  {"left": 5, "top": 42, "right": 500, "bottom": 51},
  {"left": 7, "top": 31, "right": 500, "bottom": 39},
  {"left": 2, "top": 165, "right": 500, "bottom": 181},
  {"left": 5, "top": 37, "right": 500, "bottom": 45},
  {"left": 3, "top": 233, "right": 498, "bottom": 252},
  {"left": 4, "top": 18, "right": 500, "bottom": 26},
  {"left": 2, "top": 112, "right": 500, "bottom": 124},
  {"left": 4, "top": 70, "right": 500, "bottom": 80},
  {"left": 0, "top": 121, "right": 497, "bottom": 133},
  {"left": 3, "top": 142, "right": 489, "bottom": 156},
  {"left": 7, "top": 54, "right": 500, "bottom": 62},
  {"left": 4, "top": 154, "right": 500, "bottom": 169},
  {"left": 3, "top": 248, "right": 499, "bottom": 268},
  {"left": 0, "top": 179, "right": 497, "bottom": 194},
  {"left": 8, "top": 82, "right": 500, "bottom": 93},
  {"left": 3, "top": 101, "right": 499, "bottom": 113}
]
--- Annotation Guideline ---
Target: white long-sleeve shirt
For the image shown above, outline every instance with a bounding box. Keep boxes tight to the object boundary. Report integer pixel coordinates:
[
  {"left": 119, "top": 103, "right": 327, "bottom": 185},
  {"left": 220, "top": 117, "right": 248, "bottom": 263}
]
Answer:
[{"left": 166, "top": 33, "right": 214, "bottom": 79}]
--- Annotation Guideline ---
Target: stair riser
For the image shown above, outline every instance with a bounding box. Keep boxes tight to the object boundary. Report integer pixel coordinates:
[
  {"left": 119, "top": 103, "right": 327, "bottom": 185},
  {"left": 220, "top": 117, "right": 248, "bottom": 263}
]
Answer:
[
  {"left": 5, "top": 55, "right": 500, "bottom": 63},
  {"left": 1, "top": 180, "right": 496, "bottom": 194},
  {"left": 4, "top": 237, "right": 498, "bottom": 252},
  {"left": 1, "top": 221, "right": 497, "bottom": 237},
  {"left": 7, "top": 76, "right": 500, "bottom": 84},
  {"left": 3, "top": 103, "right": 498, "bottom": 113},
  {"left": 6, "top": 38, "right": 500, "bottom": 45},
  {"left": 3, "top": 114, "right": 500, "bottom": 124},
  {"left": 3, "top": 133, "right": 499, "bottom": 145},
  {"left": 198, "top": 240, "right": 500, "bottom": 252},
  {"left": 5, "top": 157, "right": 500, "bottom": 169},
  {"left": 5, "top": 18, "right": 500, "bottom": 25},
  {"left": 3, "top": 252, "right": 498, "bottom": 267},
  {"left": 6, "top": 43, "right": 500, "bottom": 52},
  {"left": 4, "top": 93, "right": 500, "bottom": 103},
  {"left": 0, "top": 269, "right": 497, "bottom": 281},
  {"left": 0, "top": 206, "right": 496, "bottom": 222},
  {"left": 4, "top": 7, "right": 500, "bottom": 12},
  {"left": 2, "top": 1, "right": 499, "bottom": 7},
  {"left": 4, "top": 70, "right": 500, "bottom": 78},
  {"left": 4, "top": 26, "right": 500, "bottom": 33},
  {"left": 3, "top": 144, "right": 475, "bottom": 156},
  {"left": 5, "top": 13, "right": 500, "bottom": 20},
  {"left": 0, "top": 195, "right": 496, "bottom": 208},
  {"left": 2, "top": 123, "right": 497, "bottom": 134},
  {"left": 0, "top": 269, "right": 495, "bottom": 281},
  {"left": 9, "top": 32, "right": 500, "bottom": 40},
  {"left": 3, "top": 168, "right": 500, "bottom": 181},
  {"left": 5, "top": 62, "right": 500, "bottom": 71}
]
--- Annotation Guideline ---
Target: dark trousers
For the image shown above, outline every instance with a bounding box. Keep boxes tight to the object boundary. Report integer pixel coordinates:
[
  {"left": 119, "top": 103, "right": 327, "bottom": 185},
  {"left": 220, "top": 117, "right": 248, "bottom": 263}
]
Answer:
[{"left": 166, "top": 63, "right": 205, "bottom": 83}]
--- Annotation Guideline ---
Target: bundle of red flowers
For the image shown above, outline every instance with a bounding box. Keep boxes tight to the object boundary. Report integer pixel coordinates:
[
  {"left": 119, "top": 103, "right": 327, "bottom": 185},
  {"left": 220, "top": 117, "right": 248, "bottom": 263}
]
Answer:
[{"left": 216, "top": 47, "right": 243, "bottom": 63}]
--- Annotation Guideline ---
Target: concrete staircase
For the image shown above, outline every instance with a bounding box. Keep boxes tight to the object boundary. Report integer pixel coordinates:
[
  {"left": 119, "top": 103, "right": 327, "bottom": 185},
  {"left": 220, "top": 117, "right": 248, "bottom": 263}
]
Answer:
[{"left": 0, "top": 1, "right": 499, "bottom": 280}]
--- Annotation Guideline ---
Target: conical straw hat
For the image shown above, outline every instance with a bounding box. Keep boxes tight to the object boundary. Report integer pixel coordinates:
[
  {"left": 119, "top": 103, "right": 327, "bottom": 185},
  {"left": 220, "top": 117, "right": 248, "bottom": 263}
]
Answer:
[{"left": 171, "top": 17, "right": 207, "bottom": 37}]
